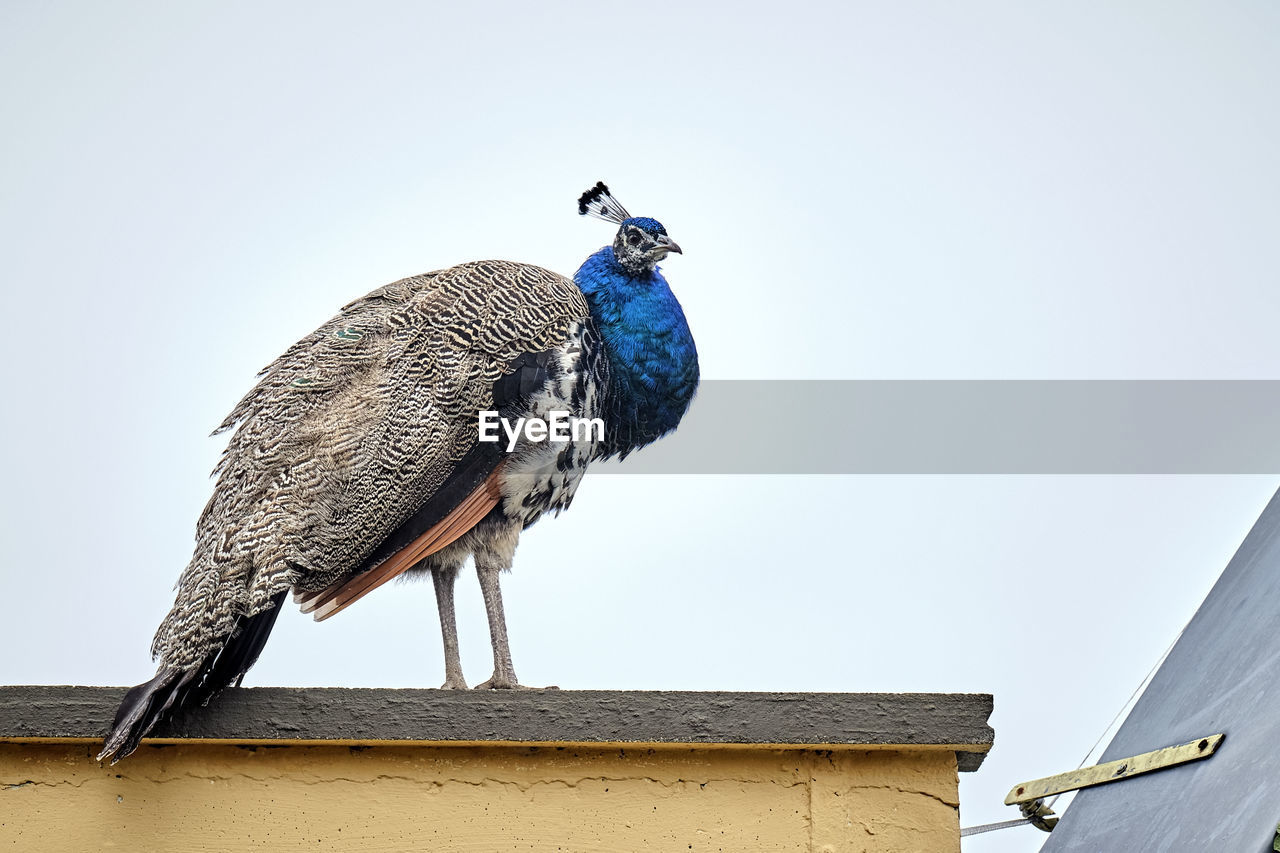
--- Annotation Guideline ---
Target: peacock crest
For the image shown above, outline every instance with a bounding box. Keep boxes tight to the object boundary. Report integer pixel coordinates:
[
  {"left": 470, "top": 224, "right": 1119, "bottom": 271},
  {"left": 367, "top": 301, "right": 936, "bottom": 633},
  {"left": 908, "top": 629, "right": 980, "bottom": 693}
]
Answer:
[{"left": 577, "top": 181, "right": 630, "bottom": 225}]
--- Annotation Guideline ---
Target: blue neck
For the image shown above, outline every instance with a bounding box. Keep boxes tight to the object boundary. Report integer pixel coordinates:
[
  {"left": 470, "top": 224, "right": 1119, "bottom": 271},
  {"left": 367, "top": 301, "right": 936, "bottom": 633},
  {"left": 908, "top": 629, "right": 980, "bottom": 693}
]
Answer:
[{"left": 574, "top": 246, "right": 699, "bottom": 458}]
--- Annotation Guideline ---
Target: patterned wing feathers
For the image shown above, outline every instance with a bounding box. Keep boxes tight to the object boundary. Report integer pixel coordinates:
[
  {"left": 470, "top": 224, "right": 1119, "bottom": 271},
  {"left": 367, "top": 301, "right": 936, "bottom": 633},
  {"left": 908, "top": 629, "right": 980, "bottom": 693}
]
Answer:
[
  {"left": 301, "top": 463, "right": 505, "bottom": 621},
  {"left": 152, "top": 260, "right": 588, "bottom": 670}
]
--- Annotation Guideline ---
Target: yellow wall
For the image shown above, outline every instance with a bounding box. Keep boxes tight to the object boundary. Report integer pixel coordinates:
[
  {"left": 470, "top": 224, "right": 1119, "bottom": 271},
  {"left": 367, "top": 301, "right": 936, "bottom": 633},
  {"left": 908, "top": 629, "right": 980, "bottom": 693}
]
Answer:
[{"left": 2, "top": 742, "right": 961, "bottom": 852}]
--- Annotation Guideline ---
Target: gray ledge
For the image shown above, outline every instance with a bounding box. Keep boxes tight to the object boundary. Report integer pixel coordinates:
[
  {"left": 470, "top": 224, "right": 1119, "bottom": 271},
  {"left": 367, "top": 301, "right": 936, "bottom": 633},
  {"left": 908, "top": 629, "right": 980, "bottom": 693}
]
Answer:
[{"left": 0, "top": 686, "right": 994, "bottom": 772}]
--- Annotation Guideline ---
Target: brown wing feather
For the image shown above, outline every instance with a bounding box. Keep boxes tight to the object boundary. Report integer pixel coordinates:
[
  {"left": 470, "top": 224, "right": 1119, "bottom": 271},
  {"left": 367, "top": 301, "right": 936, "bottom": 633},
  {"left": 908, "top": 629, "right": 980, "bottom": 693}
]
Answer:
[{"left": 302, "top": 464, "right": 505, "bottom": 621}]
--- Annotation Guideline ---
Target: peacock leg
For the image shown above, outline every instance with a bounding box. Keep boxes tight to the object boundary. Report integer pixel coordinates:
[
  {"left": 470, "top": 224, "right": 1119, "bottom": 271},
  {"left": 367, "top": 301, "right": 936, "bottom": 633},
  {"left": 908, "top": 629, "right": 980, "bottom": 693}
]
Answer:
[
  {"left": 431, "top": 563, "right": 468, "bottom": 689},
  {"left": 474, "top": 554, "right": 520, "bottom": 689}
]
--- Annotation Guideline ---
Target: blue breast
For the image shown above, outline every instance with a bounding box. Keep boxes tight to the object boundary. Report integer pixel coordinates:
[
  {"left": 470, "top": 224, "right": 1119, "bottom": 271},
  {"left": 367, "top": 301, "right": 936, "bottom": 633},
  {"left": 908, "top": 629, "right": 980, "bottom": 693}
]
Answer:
[{"left": 574, "top": 247, "right": 699, "bottom": 458}]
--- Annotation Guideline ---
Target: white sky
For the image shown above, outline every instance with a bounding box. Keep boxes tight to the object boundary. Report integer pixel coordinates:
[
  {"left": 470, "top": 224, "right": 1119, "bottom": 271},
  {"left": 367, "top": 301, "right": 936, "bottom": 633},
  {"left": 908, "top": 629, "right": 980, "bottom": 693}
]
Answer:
[{"left": 2, "top": 2, "right": 1278, "bottom": 850}]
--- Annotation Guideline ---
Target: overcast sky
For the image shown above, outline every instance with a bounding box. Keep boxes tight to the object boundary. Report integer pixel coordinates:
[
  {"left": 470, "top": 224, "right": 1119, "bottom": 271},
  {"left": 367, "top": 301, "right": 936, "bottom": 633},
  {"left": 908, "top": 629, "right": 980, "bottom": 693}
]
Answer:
[{"left": 3, "top": 2, "right": 1278, "bottom": 850}]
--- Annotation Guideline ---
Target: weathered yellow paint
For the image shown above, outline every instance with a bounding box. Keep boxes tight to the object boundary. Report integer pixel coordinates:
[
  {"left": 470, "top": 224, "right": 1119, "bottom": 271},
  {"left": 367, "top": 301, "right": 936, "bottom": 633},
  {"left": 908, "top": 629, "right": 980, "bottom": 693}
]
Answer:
[{"left": 2, "top": 742, "right": 961, "bottom": 852}]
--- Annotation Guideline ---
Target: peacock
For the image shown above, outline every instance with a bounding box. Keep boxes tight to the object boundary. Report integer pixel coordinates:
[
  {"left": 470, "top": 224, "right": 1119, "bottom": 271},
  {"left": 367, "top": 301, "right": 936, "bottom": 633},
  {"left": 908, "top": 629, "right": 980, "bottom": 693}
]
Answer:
[{"left": 98, "top": 183, "right": 699, "bottom": 763}]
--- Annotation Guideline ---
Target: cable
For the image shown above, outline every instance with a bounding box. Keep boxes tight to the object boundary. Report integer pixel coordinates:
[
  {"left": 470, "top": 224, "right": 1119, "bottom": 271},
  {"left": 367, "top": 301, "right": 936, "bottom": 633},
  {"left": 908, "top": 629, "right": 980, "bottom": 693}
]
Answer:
[
  {"left": 959, "top": 616, "right": 1192, "bottom": 840},
  {"left": 1045, "top": 622, "right": 1186, "bottom": 809}
]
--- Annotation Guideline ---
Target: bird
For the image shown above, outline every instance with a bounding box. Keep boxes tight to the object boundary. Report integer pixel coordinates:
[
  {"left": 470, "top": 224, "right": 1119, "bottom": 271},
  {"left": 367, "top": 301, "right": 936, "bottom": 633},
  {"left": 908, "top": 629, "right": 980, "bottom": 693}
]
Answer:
[{"left": 98, "top": 182, "right": 699, "bottom": 763}]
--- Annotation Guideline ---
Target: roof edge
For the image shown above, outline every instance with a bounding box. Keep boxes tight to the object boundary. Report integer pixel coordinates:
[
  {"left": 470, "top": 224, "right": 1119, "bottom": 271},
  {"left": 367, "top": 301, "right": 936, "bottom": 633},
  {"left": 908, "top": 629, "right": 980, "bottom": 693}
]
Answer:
[{"left": 0, "top": 686, "right": 994, "bottom": 771}]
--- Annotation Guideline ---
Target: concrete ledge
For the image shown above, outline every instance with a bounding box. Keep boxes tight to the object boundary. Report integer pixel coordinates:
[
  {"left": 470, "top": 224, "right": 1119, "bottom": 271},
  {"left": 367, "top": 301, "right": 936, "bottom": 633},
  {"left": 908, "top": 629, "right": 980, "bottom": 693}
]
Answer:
[
  {"left": 2, "top": 687, "right": 994, "bottom": 852},
  {"left": 0, "top": 686, "right": 993, "bottom": 770}
]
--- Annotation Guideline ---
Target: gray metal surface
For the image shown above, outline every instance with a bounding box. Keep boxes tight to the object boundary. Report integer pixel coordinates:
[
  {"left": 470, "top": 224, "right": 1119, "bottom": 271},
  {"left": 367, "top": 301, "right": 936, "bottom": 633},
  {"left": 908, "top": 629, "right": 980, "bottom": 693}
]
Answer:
[
  {"left": 1041, "top": 487, "right": 1280, "bottom": 852},
  {"left": 0, "top": 687, "right": 993, "bottom": 770}
]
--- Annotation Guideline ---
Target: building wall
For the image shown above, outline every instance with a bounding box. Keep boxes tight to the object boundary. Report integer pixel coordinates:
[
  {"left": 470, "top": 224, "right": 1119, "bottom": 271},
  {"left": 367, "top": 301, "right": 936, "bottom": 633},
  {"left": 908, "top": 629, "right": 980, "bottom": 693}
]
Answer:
[{"left": 2, "top": 742, "right": 961, "bottom": 852}]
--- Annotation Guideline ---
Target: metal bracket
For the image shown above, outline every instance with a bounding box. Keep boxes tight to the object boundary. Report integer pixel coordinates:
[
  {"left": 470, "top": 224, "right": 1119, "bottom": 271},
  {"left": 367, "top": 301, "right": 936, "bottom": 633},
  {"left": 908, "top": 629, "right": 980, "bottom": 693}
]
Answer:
[
  {"left": 1005, "top": 733, "right": 1225, "bottom": 806},
  {"left": 959, "top": 799, "right": 1060, "bottom": 838}
]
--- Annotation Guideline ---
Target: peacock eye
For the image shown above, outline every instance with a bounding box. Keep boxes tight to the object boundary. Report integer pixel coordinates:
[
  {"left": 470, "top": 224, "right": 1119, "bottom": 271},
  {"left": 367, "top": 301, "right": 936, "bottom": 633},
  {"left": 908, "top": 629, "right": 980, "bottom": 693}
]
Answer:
[{"left": 627, "top": 231, "right": 642, "bottom": 246}]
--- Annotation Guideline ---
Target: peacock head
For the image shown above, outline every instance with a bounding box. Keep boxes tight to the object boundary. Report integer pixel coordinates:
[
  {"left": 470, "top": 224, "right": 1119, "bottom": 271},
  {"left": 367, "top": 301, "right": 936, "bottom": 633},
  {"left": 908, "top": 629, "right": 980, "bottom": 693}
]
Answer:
[{"left": 578, "top": 182, "right": 681, "bottom": 275}]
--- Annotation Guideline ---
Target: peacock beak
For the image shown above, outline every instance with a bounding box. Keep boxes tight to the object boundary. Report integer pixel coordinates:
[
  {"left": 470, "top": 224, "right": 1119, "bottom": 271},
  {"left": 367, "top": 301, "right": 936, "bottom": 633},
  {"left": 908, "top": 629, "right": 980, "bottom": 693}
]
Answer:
[{"left": 657, "top": 236, "right": 682, "bottom": 255}]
